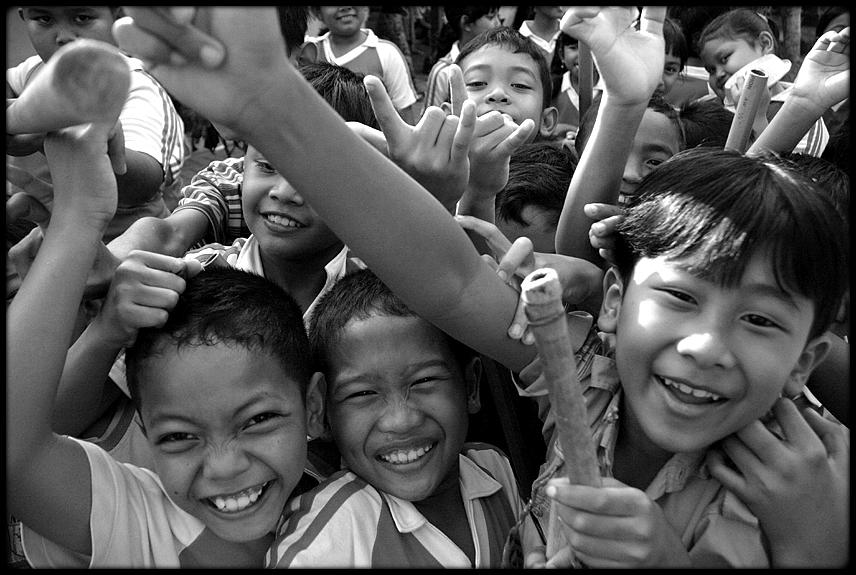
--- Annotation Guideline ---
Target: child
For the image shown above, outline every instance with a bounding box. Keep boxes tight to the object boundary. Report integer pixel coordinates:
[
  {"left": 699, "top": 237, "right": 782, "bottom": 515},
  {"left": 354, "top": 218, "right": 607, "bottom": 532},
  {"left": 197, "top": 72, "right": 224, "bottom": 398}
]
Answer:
[
  {"left": 7, "top": 6, "right": 185, "bottom": 239},
  {"left": 548, "top": 31, "right": 591, "bottom": 147},
  {"left": 7, "top": 109, "right": 326, "bottom": 567},
  {"left": 656, "top": 16, "right": 689, "bottom": 100},
  {"left": 299, "top": 6, "right": 418, "bottom": 125},
  {"left": 423, "top": 6, "right": 502, "bottom": 111},
  {"left": 266, "top": 268, "right": 532, "bottom": 567},
  {"left": 698, "top": 7, "right": 830, "bottom": 157},
  {"left": 534, "top": 147, "right": 850, "bottom": 568},
  {"left": 517, "top": 6, "right": 566, "bottom": 67}
]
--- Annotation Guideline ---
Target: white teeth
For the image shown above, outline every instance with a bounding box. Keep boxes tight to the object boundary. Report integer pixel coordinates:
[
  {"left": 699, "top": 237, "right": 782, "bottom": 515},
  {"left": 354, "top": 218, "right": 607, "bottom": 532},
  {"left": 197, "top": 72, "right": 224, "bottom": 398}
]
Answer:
[
  {"left": 265, "top": 213, "right": 303, "bottom": 227},
  {"left": 380, "top": 444, "right": 434, "bottom": 464},
  {"left": 210, "top": 482, "right": 267, "bottom": 513},
  {"left": 661, "top": 377, "right": 722, "bottom": 401}
]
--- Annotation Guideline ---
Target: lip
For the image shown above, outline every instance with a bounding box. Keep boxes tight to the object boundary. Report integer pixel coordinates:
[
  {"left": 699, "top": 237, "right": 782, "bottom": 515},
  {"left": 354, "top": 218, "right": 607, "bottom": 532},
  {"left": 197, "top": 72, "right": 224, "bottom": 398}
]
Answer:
[
  {"left": 202, "top": 479, "right": 274, "bottom": 516},
  {"left": 261, "top": 211, "right": 306, "bottom": 230},
  {"left": 374, "top": 441, "right": 438, "bottom": 467},
  {"left": 656, "top": 375, "right": 726, "bottom": 416}
]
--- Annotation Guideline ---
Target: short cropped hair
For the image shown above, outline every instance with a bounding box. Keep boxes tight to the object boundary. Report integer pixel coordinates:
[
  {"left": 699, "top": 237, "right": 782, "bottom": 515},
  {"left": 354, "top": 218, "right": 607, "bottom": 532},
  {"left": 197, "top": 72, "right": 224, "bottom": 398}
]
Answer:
[
  {"left": 126, "top": 267, "right": 316, "bottom": 412},
  {"left": 298, "top": 61, "right": 379, "bottom": 130},
  {"left": 455, "top": 26, "right": 553, "bottom": 111},
  {"left": 307, "top": 269, "right": 477, "bottom": 378},
  {"left": 614, "top": 148, "right": 849, "bottom": 340},
  {"left": 497, "top": 142, "right": 575, "bottom": 227}
]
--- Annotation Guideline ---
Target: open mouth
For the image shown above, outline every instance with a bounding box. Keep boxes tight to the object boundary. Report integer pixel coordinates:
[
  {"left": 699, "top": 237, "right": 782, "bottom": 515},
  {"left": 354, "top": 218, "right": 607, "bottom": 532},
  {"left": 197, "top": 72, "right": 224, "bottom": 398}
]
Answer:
[
  {"left": 207, "top": 480, "right": 272, "bottom": 514},
  {"left": 264, "top": 213, "right": 304, "bottom": 228},
  {"left": 378, "top": 443, "right": 436, "bottom": 465},
  {"left": 658, "top": 376, "right": 724, "bottom": 405}
]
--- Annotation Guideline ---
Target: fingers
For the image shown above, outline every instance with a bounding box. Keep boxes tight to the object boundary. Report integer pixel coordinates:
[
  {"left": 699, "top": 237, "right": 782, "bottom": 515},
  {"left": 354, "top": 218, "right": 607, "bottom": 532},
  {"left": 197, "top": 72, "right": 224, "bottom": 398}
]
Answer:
[
  {"left": 6, "top": 192, "right": 51, "bottom": 227},
  {"left": 454, "top": 214, "right": 512, "bottom": 259},
  {"left": 447, "top": 64, "right": 466, "bottom": 117},
  {"left": 346, "top": 121, "right": 389, "bottom": 155},
  {"left": 364, "top": 75, "right": 407, "bottom": 142},
  {"left": 801, "top": 406, "right": 850, "bottom": 458},
  {"left": 116, "top": 8, "right": 225, "bottom": 68},
  {"left": 497, "top": 236, "right": 536, "bottom": 282},
  {"left": 638, "top": 6, "right": 666, "bottom": 36},
  {"left": 451, "top": 99, "right": 476, "bottom": 162}
]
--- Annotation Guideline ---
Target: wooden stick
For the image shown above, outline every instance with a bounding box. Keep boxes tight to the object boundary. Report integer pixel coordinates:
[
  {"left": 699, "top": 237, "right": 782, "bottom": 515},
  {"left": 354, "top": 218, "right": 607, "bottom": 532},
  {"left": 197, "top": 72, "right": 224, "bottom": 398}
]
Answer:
[
  {"left": 521, "top": 267, "right": 601, "bottom": 561},
  {"left": 6, "top": 39, "right": 131, "bottom": 135},
  {"left": 724, "top": 68, "right": 768, "bottom": 153}
]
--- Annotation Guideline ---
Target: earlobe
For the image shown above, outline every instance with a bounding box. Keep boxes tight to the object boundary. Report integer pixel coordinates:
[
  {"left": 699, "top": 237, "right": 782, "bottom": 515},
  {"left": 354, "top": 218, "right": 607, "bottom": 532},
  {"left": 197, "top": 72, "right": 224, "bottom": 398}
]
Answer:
[
  {"left": 596, "top": 267, "right": 623, "bottom": 334},
  {"left": 758, "top": 30, "right": 775, "bottom": 54},
  {"left": 783, "top": 333, "right": 832, "bottom": 397},
  {"left": 305, "top": 372, "right": 327, "bottom": 440},
  {"left": 539, "top": 106, "right": 559, "bottom": 138}
]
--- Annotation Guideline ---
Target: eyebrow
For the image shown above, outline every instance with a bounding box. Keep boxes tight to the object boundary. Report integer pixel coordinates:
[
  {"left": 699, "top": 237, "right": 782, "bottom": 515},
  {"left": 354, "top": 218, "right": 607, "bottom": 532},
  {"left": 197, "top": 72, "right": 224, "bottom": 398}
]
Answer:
[
  {"left": 464, "top": 63, "right": 538, "bottom": 80},
  {"left": 741, "top": 282, "right": 803, "bottom": 311},
  {"left": 331, "top": 358, "right": 454, "bottom": 391}
]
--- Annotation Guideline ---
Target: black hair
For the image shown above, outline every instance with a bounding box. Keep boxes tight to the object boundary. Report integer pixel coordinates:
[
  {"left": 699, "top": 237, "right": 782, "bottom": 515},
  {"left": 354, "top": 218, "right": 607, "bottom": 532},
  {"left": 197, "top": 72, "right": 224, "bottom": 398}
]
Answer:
[
  {"left": 663, "top": 16, "right": 689, "bottom": 71},
  {"left": 307, "top": 269, "right": 477, "bottom": 378},
  {"left": 816, "top": 5, "right": 850, "bottom": 37},
  {"left": 678, "top": 97, "right": 734, "bottom": 150},
  {"left": 298, "top": 61, "right": 379, "bottom": 130},
  {"left": 277, "top": 6, "right": 310, "bottom": 58},
  {"left": 698, "top": 8, "right": 781, "bottom": 57},
  {"left": 435, "top": 6, "right": 500, "bottom": 61},
  {"left": 614, "top": 147, "right": 849, "bottom": 340},
  {"left": 496, "top": 142, "right": 575, "bottom": 227},
  {"left": 125, "top": 267, "right": 316, "bottom": 412},
  {"left": 455, "top": 26, "right": 553, "bottom": 111}
]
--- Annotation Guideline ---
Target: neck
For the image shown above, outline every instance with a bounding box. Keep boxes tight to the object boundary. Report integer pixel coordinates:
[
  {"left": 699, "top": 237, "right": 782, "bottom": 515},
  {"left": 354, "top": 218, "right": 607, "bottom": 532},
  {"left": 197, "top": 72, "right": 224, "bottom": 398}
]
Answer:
[
  {"left": 259, "top": 244, "right": 343, "bottom": 314},
  {"left": 612, "top": 395, "right": 673, "bottom": 490}
]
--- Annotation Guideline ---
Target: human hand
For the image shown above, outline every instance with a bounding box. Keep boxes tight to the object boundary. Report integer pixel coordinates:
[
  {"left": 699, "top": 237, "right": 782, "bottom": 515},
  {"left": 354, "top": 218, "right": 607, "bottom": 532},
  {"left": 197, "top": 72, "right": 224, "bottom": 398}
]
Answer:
[
  {"left": 585, "top": 202, "right": 624, "bottom": 266},
  {"left": 545, "top": 476, "right": 692, "bottom": 568},
  {"left": 706, "top": 397, "right": 850, "bottom": 568},
  {"left": 113, "top": 7, "right": 288, "bottom": 142},
  {"left": 455, "top": 215, "right": 603, "bottom": 341},
  {"left": 90, "top": 250, "right": 203, "bottom": 348},
  {"left": 789, "top": 27, "right": 850, "bottom": 114},
  {"left": 5, "top": 130, "right": 45, "bottom": 157},
  {"left": 363, "top": 69, "right": 476, "bottom": 213},
  {"left": 560, "top": 7, "right": 666, "bottom": 106}
]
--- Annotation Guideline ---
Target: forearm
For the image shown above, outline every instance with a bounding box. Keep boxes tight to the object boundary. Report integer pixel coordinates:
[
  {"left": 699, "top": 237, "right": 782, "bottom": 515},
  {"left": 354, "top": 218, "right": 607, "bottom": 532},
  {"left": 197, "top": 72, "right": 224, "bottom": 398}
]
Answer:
[
  {"left": 53, "top": 321, "right": 126, "bottom": 436},
  {"left": 555, "top": 95, "right": 646, "bottom": 262},
  {"left": 747, "top": 96, "right": 827, "bottom": 157},
  {"left": 114, "top": 148, "right": 166, "bottom": 206},
  {"left": 107, "top": 210, "right": 208, "bottom": 261}
]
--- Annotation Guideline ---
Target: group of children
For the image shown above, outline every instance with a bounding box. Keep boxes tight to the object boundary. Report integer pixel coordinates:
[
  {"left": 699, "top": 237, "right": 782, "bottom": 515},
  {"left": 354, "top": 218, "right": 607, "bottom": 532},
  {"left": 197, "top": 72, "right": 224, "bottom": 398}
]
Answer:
[{"left": 6, "top": 5, "right": 850, "bottom": 569}]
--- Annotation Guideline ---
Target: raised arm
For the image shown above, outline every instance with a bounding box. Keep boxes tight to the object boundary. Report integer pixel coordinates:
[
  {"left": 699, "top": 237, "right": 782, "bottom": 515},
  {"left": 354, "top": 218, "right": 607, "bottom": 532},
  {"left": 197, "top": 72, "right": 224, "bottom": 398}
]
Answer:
[
  {"left": 554, "top": 7, "right": 665, "bottom": 265},
  {"left": 747, "top": 27, "right": 850, "bottom": 157},
  {"left": 114, "top": 7, "right": 538, "bottom": 373}
]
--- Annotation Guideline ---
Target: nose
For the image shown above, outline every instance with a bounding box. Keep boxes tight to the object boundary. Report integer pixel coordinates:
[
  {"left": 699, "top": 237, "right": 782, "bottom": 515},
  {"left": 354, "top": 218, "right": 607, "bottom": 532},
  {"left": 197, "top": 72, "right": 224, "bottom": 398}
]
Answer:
[
  {"left": 55, "top": 25, "right": 78, "bottom": 46},
  {"left": 376, "top": 398, "right": 423, "bottom": 434},
  {"left": 622, "top": 157, "right": 644, "bottom": 185},
  {"left": 203, "top": 442, "right": 251, "bottom": 480},
  {"left": 485, "top": 86, "right": 510, "bottom": 105},
  {"left": 268, "top": 179, "right": 304, "bottom": 205},
  {"left": 675, "top": 331, "right": 737, "bottom": 370}
]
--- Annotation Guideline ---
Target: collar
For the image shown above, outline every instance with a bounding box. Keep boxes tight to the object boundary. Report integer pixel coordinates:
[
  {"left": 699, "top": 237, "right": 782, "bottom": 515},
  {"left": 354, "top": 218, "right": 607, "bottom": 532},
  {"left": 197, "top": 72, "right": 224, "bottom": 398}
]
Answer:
[{"left": 380, "top": 454, "right": 503, "bottom": 533}]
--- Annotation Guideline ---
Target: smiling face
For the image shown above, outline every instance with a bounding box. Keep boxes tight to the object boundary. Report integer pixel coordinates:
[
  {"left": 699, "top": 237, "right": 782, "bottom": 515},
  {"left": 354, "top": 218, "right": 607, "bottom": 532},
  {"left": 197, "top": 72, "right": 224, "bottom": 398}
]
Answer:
[
  {"left": 19, "top": 6, "right": 118, "bottom": 62},
  {"left": 325, "top": 313, "right": 479, "bottom": 501},
  {"left": 599, "top": 250, "right": 826, "bottom": 456},
  {"left": 317, "top": 6, "right": 367, "bottom": 37},
  {"left": 655, "top": 50, "right": 684, "bottom": 98},
  {"left": 241, "top": 145, "right": 344, "bottom": 265},
  {"left": 460, "top": 46, "right": 553, "bottom": 142},
  {"left": 619, "top": 109, "right": 682, "bottom": 206},
  {"left": 699, "top": 35, "right": 766, "bottom": 96},
  {"left": 137, "top": 343, "right": 324, "bottom": 542}
]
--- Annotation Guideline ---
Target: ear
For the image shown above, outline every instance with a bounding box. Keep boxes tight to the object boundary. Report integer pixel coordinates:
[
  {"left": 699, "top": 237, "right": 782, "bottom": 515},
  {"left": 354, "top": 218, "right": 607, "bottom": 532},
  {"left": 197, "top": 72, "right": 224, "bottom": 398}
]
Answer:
[
  {"left": 464, "top": 356, "right": 482, "bottom": 414},
  {"left": 596, "top": 266, "right": 624, "bottom": 334},
  {"left": 782, "top": 333, "right": 832, "bottom": 397},
  {"left": 538, "top": 105, "right": 559, "bottom": 139},
  {"left": 305, "top": 372, "right": 327, "bottom": 440},
  {"left": 460, "top": 15, "right": 472, "bottom": 33},
  {"left": 757, "top": 30, "right": 775, "bottom": 54}
]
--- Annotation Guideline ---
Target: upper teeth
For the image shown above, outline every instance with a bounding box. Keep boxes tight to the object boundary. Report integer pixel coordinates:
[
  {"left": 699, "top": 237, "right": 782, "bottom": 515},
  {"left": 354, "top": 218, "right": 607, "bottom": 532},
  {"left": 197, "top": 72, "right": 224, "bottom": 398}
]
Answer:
[
  {"left": 211, "top": 482, "right": 266, "bottom": 513},
  {"left": 266, "top": 213, "right": 302, "bottom": 227},
  {"left": 379, "top": 444, "right": 434, "bottom": 464},
  {"left": 661, "top": 377, "right": 722, "bottom": 401}
]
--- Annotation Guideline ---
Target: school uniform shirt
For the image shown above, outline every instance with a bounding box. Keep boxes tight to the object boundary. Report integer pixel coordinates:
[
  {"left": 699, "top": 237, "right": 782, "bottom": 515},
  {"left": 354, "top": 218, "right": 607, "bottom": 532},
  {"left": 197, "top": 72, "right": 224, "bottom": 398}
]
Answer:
[
  {"left": 517, "top": 21, "right": 559, "bottom": 65},
  {"left": 18, "top": 438, "right": 318, "bottom": 568},
  {"left": 424, "top": 41, "right": 460, "bottom": 110},
  {"left": 514, "top": 318, "right": 775, "bottom": 567},
  {"left": 306, "top": 28, "right": 417, "bottom": 112},
  {"left": 7, "top": 53, "right": 185, "bottom": 242},
  {"left": 554, "top": 71, "right": 582, "bottom": 140},
  {"left": 173, "top": 156, "right": 248, "bottom": 247},
  {"left": 266, "top": 444, "right": 528, "bottom": 568}
]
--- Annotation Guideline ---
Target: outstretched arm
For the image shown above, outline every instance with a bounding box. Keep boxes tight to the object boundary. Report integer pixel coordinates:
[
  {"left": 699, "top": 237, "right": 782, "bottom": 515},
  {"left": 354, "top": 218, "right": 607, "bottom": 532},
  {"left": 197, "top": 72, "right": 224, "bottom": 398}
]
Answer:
[
  {"left": 114, "top": 7, "right": 538, "bottom": 373},
  {"left": 747, "top": 27, "right": 850, "bottom": 157},
  {"left": 554, "top": 7, "right": 665, "bottom": 265}
]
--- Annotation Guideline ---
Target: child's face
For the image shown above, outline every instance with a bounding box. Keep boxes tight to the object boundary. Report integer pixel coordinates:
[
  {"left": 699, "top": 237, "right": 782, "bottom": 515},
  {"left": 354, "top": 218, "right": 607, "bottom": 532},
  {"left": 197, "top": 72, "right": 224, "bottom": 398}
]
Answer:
[
  {"left": 242, "top": 146, "right": 344, "bottom": 265},
  {"left": 18, "top": 6, "right": 117, "bottom": 63},
  {"left": 560, "top": 40, "right": 580, "bottom": 80},
  {"left": 461, "top": 46, "right": 551, "bottom": 143},
  {"left": 655, "top": 50, "right": 683, "bottom": 98},
  {"left": 619, "top": 109, "right": 681, "bottom": 207},
  {"left": 600, "top": 250, "right": 824, "bottom": 455},
  {"left": 325, "top": 313, "right": 479, "bottom": 501},
  {"left": 466, "top": 10, "right": 503, "bottom": 38},
  {"left": 699, "top": 36, "right": 766, "bottom": 96},
  {"left": 136, "top": 342, "right": 324, "bottom": 542},
  {"left": 317, "top": 6, "right": 367, "bottom": 37}
]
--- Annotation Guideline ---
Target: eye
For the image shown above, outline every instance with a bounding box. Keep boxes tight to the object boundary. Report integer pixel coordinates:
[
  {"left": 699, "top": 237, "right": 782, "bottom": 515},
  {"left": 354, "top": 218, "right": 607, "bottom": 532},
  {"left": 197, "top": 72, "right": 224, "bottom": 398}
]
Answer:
[
  {"left": 74, "top": 14, "right": 97, "bottom": 25},
  {"left": 742, "top": 313, "right": 781, "bottom": 330},
  {"left": 254, "top": 159, "right": 277, "bottom": 174},
  {"left": 465, "top": 80, "right": 487, "bottom": 89},
  {"left": 661, "top": 288, "right": 696, "bottom": 304},
  {"left": 245, "top": 412, "right": 281, "bottom": 428},
  {"left": 157, "top": 431, "right": 195, "bottom": 445},
  {"left": 511, "top": 82, "right": 533, "bottom": 91},
  {"left": 345, "top": 389, "right": 377, "bottom": 400}
]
